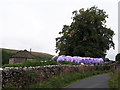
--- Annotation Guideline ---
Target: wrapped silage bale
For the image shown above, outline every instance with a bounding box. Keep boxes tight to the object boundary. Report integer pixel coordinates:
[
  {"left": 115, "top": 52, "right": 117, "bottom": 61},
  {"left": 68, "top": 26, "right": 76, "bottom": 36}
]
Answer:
[
  {"left": 66, "top": 56, "right": 73, "bottom": 62},
  {"left": 92, "top": 58, "right": 95, "bottom": 63},
  {"left": 72, "top": 56, "right": 77, "bottom": 63},
  {"left": 57, "top": 55, "right": 65, "bottom": 62},
  {"left": 55, "top": 55, "right": 104, "bottom": 65},
  {"left": 81, "top": 57, "right": 85, "bottom": 64},
  {"left": 78, "top": 57, "right": 82, "bottom": 63},
  {"left": 94, "top": 58, "right": 97, "bottom": 63},
  {"left": 99, "top": 58, "right": 104, "bottom": 63},
  {"left": 97, "top": 58, "right": 101, "bottom": 63},
  {"left": 75, "top": 56, "right": 80, "bottom": 63},
  {"left": 86, "top": 57, "right": 90, "bottom": 64},
  {"left": 96, "top": 58, "right": 100, "bottom": 64},
  {"left": 84, "top": 57, "right": 89, "bottom": 63},
  {"left": 89, "top": 58, "right": 92, "bottom": 63}
]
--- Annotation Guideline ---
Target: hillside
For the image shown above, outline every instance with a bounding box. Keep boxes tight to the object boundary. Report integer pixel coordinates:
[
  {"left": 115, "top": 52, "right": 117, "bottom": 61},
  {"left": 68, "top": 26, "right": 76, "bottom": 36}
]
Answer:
[{"left": 1, "top": 48, "right": 53, "bottom": 65}]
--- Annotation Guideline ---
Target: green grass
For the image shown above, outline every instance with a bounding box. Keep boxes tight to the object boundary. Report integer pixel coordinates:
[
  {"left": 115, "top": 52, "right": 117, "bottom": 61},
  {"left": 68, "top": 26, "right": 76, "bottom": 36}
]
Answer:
[
  {"left": 108, "top": 71, "right": 118, "bottom": 88},
  {"left": 28, "top": 69, "right": 113, "bottom": 88},
  {"left": 2, "top": 59, "right": 58, "bottom": 68},
  {"left": 108, "top": 68, "right": 120, "bottom": 89}
]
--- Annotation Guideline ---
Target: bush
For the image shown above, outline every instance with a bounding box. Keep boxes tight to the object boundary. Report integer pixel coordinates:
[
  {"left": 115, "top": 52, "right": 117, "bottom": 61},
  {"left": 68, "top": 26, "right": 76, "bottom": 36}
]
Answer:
[{"left": 115, "top": 53, "right": 120, "bottom": 63}]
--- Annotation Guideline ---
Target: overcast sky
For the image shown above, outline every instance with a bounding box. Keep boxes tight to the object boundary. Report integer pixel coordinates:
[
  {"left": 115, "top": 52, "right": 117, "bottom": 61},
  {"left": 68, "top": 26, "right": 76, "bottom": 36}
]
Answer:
[{"left": 0, "top": 0, "right": 119, "bottom": 60}]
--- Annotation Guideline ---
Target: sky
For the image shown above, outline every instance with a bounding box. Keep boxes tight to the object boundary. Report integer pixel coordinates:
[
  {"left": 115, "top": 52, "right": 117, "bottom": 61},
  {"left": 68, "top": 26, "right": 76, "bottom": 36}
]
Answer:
[{"left": 0, "top": 0, "right": 119, "bottom": 60}]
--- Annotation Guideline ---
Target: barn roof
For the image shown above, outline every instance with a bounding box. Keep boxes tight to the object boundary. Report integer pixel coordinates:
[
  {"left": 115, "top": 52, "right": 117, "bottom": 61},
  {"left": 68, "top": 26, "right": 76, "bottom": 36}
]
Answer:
[{"left": 10, "top": 50, "right": 36, "bottom": 59}]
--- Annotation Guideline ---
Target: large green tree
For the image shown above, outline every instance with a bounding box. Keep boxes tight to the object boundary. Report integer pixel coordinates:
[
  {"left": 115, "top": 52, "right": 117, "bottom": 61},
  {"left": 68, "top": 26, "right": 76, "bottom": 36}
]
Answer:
[{"left": 56, "top": 6, "right": 115, "bottom": 58}]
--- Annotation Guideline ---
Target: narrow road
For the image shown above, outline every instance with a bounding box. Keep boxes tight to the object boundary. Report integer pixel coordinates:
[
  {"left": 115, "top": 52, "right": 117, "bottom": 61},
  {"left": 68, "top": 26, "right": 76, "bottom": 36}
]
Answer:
[{"left": 65, "top": 73, "right": 111, "bottom": 88}]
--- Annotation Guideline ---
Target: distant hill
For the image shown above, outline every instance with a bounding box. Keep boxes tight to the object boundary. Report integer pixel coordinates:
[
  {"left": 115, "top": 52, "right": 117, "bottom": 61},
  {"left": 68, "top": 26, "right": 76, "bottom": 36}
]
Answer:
[{"left": 1, "top": 48, "right": 53, "bottom": 65}]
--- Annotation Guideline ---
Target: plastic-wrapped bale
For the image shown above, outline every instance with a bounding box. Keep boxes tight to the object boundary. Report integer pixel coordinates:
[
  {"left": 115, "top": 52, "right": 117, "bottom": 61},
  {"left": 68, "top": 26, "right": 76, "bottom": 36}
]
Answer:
[
  {"left": 62, "top": 55, "right": 67, "bottom": 61},
  {"left": 85, "top": 57, "right": 89, "bottom": 63},
  {"left": 97, "top": 58, "right": 100, "bottom": 63},
  {"left": 94, "top": 58, "right": 97, "bottom": 63},
  {"left": 89, "top": 58, "right": 93, "bottom": 63},
  {"left": 95, "top": 58, "right": 98, "bottom": 63},
  {"left": 76, "top": 58, "right": 80, "bottom": 63},
  {"left": 84, "top": 57, "right": 88, "bottom": 63},
  {"left": 97, "top": 58, "right": 101, "bottom": 63},
  {"left": 66, "top": 56, "right": 73, "bottom": 62},
  {"left": 78, "top": 57, "right": 82, "bottom": 63},
  {"left": 74, "top": 56, "right": 80, "bottom": 63},
  {"left": 65, "top": 56, "right": 70, "bottom": 62},
  {"left": 92, "top": 58, "right": 95, "bottom": 63},
  {"left": 81, "top": 57, "right": 85, "bottom": 64},
  {"left": 72, "top": 56, "right": 77, "bottom": 63},
  {"left": 96, "top": 58, "right": 100, "bottom": 63},
  {"left": 57, "top": 55, "right": 66, "bottom": 62},
  {"left": 99, "top": 58, "right": 104, "bottom": 63},
  {"left": 84, "top": 57, "right": 87, "bottom": 63},
  {"left": 101, "top": 58, "right": 104, "bottom": 63},
  {"left": 87, "top": 57, "right": 90, "bottom": 63}
]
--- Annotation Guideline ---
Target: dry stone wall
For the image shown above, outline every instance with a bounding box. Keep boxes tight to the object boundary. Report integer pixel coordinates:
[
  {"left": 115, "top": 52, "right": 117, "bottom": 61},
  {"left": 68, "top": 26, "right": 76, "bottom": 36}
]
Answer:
[{"left": 2, "top": 65, "right": 114, "bottom": 88}]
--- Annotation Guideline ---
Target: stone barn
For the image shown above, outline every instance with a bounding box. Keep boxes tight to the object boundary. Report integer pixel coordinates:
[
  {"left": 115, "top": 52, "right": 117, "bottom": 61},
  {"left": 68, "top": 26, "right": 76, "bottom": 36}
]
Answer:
[{"left": 9, "top": 50, "right": 36, "bottom": 64}]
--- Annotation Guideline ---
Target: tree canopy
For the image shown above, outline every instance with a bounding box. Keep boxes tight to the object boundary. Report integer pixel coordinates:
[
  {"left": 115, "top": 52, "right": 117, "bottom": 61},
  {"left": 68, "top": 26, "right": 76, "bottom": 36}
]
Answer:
[{"left": 56, "top": 6, "right": 115, "bottom": 58}]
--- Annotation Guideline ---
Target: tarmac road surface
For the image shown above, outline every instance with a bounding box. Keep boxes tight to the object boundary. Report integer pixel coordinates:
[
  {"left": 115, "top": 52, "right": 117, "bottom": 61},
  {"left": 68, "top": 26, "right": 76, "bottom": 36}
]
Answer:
[{"left": 65, "top": 73, "right": 111, "bottom": 88}]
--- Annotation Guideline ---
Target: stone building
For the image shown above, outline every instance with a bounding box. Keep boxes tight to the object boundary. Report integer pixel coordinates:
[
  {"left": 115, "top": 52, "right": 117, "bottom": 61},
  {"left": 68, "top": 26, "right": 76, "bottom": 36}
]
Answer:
[{"left": 9, "top": 50, "right": 36, "bottom": 64}]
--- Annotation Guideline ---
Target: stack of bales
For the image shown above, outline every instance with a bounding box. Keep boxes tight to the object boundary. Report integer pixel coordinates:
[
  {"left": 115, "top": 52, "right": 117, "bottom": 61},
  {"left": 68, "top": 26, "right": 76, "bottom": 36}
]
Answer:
[{"left": 52, "top": 55, "right": 104, "bottom": 64}]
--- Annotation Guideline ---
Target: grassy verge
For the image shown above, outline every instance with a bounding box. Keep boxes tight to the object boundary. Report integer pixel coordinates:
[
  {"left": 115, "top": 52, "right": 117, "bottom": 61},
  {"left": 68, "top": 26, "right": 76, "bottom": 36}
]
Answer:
[
  {"left": 108, "top": 67, "right": 120, "bottom": 89},
  {"left": 108, "top": 71, "right": 118, "bottom": 88},
  {"left": 28, "top": 69, "right": 113, "bottom": 88}
]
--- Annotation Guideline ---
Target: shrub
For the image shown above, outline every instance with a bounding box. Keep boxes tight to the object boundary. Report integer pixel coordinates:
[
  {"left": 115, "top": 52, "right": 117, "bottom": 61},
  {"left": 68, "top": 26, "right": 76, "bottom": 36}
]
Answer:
[{"left": 115, "top": 53, "right": 120, "bottom": 63}]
